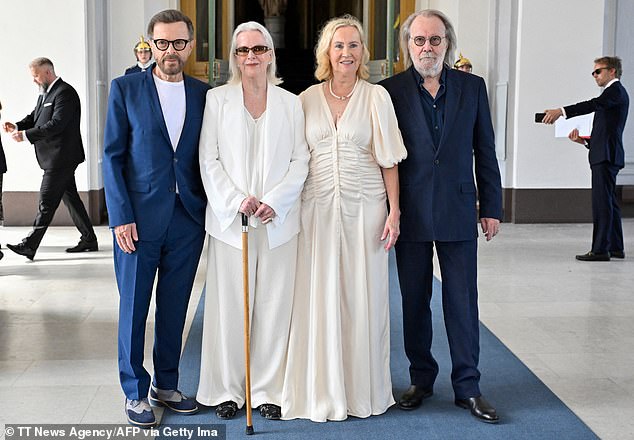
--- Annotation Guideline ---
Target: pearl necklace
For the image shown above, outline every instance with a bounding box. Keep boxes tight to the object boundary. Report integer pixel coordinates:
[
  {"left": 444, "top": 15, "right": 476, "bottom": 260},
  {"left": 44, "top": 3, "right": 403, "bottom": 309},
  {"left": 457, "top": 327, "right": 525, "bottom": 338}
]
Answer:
[{"left": 329, "top": 77, "right": 359, "bottom": 100}]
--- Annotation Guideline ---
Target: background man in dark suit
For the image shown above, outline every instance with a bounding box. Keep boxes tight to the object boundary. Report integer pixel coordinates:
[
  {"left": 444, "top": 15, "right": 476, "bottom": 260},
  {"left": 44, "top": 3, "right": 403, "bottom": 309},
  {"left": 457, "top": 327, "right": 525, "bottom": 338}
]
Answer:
[
  {"left": 380, "top": 9, "right": 502, "bottom": 424},
  {"left": 103, "top": 9, "right": 210, "bottom": 428},
  {"left": 543, "top": 56, "right": 628, "bottom": 261},
  {"left": 2, "top": 58, "right": 97, "bottom": 260}
]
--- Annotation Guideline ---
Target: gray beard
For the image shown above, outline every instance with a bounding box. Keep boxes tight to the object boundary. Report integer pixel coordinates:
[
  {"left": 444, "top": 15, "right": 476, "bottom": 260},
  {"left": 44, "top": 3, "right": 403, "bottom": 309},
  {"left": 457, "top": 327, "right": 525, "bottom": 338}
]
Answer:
[
  {"left": 416, "top": 58, "right": 444, "bottom": 78},
  {"left": 38, "top": 84, "right": 49, "bottom": 94}
]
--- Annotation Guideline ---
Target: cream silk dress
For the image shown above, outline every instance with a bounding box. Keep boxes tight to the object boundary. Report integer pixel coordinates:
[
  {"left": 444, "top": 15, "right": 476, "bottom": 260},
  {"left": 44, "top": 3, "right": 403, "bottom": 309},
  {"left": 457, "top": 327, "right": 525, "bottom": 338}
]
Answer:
[{"left": 282, "top": 80, "right": 407, "bottom": 421}]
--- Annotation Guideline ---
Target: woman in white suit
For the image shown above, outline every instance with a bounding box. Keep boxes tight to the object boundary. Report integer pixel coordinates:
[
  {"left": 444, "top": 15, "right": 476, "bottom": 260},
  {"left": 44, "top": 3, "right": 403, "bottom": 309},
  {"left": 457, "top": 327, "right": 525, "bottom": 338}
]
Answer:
[{"left": 197, "top": 21, "right": 309, "bottom": 420}]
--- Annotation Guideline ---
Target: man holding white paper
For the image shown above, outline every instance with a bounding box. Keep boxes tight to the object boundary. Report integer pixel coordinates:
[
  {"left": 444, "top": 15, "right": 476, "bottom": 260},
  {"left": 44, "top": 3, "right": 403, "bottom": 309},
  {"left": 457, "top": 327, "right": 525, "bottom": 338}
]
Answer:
[{"left": 543, "top": 56, "right": 628, "bottom": 261}]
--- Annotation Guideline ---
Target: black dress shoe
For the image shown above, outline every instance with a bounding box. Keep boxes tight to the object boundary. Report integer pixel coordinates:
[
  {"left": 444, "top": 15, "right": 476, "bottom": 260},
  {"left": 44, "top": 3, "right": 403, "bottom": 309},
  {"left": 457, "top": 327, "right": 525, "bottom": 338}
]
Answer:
[
  {"left": 66, "top": 240, "right": 98, "bottom": 253},
  {"left": 610, "top": 250, "right": 625, "bottom": 259},
  {"left": 575, "top": 251, "right": 610, "bottom": 261},
  {"left": 259, "top": 403, "right": 281, "bottom": 420},
  {"left": 397, "top": 385, "right": 434, "bottom": 410},
  {"left": 6, "top": 243, "right": 36, "bottom": 260},
  {"left": 455, "top": 396, "right": 499, "bottom": 424},
  {"left": 215, "top": 401, "right": 238, "bottom": 419}
]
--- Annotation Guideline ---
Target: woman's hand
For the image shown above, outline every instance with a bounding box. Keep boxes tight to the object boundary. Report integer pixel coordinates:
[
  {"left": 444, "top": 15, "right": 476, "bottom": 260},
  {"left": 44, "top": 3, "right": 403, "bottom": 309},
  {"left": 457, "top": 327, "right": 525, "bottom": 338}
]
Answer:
[
  {"left": 381, "top": 210, "right": 400, "bottom": 251},
  {"left": 239, "top": 196, "right": 261, "bottom": 216},
  {"left": 254, "top": 202, "right": 276, "bottom": 224}
]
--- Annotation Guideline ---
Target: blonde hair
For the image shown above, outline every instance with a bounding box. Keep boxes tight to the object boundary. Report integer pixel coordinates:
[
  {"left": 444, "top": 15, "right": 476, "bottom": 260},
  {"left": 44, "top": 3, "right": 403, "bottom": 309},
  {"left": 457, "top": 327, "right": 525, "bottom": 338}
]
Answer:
[
  {"left": 228, "top": 21, "right": 282, "bottom": 85},
  {"left": 314, "top": 15, "right": 370, "bottom": 81}
]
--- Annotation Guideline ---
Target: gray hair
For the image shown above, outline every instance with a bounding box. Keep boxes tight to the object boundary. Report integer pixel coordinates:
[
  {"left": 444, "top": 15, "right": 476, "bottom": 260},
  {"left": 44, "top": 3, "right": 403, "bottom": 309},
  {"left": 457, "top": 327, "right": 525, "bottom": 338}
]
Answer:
[
  {"left": 228, "top": 21, "right": 282, "bottom": 86},
  {"left": 29, "top": 57, "right": 55, "bottom": 73},
  {"left": 147, "top": 9, "right": 194, "bottom": 40},
  {"left": 400, "top": 9, "right": 456, "bottom": 69}
]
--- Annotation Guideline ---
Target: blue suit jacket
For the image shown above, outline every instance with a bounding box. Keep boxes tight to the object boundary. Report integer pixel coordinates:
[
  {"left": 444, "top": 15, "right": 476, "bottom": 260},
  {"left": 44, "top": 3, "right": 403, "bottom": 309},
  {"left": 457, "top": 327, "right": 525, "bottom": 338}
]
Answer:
[
  {"left": 102, "top": 67, "right": 211, "bottom": 241},
  {"left": 380, "top": 67, "right": 502, "bottom": 242},
  {"left": 564, "top": 80, "right": 629, "bottom": 168}
]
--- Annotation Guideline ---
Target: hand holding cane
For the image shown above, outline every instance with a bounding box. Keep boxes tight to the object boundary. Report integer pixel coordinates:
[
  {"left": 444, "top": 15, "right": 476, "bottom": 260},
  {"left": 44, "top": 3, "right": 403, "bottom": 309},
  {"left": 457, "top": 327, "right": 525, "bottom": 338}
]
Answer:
[{"left": 241, "top": 213, "right": 254, "bottom": 435}]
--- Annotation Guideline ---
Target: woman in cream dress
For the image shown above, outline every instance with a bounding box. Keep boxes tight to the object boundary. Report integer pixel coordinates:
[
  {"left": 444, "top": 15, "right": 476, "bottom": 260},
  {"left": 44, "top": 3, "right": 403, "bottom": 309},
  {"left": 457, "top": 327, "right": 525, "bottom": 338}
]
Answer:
[
  {"left": 197, "top": 21, "right": 309, "bottom": 420},
  {"left": 282, "top": 15, "right": 407, "bottom": 422}
]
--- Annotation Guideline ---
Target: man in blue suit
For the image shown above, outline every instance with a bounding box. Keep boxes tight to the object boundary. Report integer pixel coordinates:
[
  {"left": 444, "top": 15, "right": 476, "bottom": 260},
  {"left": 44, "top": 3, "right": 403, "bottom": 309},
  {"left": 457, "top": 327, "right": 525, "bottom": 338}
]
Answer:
[
  {"left": 380, "top": 9, "right": 502, "bottom": 423},
  {"left": 102, "top": 9, "right": 210, "bottom": 427},
  {"left": 543, "top": 56, "right": 628, "bottom": 261}
]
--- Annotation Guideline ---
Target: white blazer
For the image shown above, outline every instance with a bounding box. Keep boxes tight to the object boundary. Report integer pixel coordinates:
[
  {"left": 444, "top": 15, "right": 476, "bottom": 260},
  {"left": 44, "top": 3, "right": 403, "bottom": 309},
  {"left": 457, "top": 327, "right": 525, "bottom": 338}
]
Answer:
[{"left": 199, "top": 83, "right": 310, "bottom": 249}]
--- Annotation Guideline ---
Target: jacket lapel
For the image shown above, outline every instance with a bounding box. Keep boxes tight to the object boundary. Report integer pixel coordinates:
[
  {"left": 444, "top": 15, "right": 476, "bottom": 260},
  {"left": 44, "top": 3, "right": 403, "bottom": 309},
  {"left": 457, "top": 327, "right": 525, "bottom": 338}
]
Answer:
[
  {"left": 262, "top": 85, "right": 283, "bottom": 189},
  {"left": 402, "top": 67, "right": 435, "bottom": 153},
  {"left": 144, "top": 67, "right": 172, "bottom": 147},
  {"left": 176, "top": 75, "right": 196, "bottom": 152},
  {"left": 224, "top": 85, "right": 249, "bottom": 191},
  {"left": 438, "top": 68, "right": 462, "bottom": 152}
]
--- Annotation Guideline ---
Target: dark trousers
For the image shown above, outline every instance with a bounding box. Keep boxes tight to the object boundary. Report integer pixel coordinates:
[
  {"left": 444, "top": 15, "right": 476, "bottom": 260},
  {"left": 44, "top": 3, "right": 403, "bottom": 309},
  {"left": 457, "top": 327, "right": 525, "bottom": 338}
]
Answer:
[
  {"left": 590, "top": 162, "right": 623, "bottom": 254},
  {"left": 395, "top": 239, "right": 481, "bottom": 399},
  {"left": 114, "top": 196, "right": 205, "bottom": 400},
  {"left": 24, "top": 166, "right": 96, "bottom": 250}
]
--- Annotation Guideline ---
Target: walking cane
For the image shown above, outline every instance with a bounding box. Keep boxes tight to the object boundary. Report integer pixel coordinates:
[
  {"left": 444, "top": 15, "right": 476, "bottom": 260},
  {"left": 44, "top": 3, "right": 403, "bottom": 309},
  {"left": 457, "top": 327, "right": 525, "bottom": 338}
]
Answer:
[{"left": 241, "top": 213, "right": 254, "bottom": 435}]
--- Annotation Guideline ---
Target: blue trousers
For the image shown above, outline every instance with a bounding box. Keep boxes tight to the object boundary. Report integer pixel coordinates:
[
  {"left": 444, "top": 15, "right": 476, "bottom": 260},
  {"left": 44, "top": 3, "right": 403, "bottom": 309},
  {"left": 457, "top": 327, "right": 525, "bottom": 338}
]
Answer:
[
  {"left": 395, "top": 239, "right": 481, "bottom": 399},
  {"left": 114, "top": 196, "right": 205, "bottom": 400}
]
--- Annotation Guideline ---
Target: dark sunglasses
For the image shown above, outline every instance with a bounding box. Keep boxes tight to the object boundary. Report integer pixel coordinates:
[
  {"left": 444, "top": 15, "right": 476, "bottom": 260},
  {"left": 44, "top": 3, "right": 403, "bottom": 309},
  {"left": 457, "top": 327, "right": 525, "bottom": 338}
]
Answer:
[
  {"left": 591, "top": 67, "right": 610, "bottom": 76},
  {"left": 153, "top": 39, "right": 190, "bottom": 51},
  {"left": 235, "top": 45, "right": 270, "bottom": 56},
  {"left": 411, "top": 35, "right": 445, "bottom": 47}
]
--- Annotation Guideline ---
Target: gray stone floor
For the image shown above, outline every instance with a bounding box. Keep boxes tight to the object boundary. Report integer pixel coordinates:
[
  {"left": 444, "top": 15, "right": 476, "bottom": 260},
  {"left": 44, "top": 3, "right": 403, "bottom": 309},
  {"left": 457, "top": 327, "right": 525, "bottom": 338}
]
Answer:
[{"left": 1, "top": 221, "right": 633, "bottom": 439}]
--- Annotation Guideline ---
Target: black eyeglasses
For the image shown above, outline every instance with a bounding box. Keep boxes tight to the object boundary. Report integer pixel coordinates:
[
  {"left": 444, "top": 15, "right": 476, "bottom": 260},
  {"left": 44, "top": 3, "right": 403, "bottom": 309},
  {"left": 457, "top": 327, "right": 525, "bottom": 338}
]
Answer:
[
  {"left": 411, "top": 35, "right": 445, "bottom": 47},
  {"left": 592, "top": 67, "right": 610, "bottom": 76},
  {"left": 235, "top": 45, "right": 270, "bottom": 56},
  {"left": 153, "top": 39, "right": 190, "bottom": 51}
]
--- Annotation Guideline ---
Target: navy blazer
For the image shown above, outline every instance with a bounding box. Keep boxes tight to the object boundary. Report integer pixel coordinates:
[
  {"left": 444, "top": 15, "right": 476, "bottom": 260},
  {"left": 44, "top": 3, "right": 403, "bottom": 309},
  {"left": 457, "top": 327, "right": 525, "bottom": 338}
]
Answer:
[
  {"left": 564, "top": 80, "right": 629, "bottom": 168},
  {"left": 380, "top": 66, "right": 502, "bottom": 242},
  {"left": 16, "top": 79, "right": 85, "bottom": 170},
  {"left": 102, "top": 67, "right": 211, "bottom": 241}
]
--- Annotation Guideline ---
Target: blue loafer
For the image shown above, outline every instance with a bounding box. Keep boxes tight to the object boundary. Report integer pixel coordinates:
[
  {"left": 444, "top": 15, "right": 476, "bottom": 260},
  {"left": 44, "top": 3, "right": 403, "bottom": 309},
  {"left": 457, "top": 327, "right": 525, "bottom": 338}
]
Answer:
[
  {"left": 149, "top": 384, "right": 199, "bottom": 414},
  {"left": 125, "top": 398, "right": 156, "bottom": 428}
]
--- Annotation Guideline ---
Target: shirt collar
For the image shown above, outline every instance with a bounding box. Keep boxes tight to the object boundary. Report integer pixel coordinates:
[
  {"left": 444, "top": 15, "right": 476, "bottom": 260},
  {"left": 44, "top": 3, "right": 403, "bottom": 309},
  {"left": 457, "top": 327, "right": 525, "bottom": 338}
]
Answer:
[
  {"left": 605, "top": 78, "right": 619, "bottom": 88},
  {"left": 411, "top": 64, "right": 447, "bottom": 89},
  {"left": 45, "top": 76, "right": 61, "bottom": 94}
]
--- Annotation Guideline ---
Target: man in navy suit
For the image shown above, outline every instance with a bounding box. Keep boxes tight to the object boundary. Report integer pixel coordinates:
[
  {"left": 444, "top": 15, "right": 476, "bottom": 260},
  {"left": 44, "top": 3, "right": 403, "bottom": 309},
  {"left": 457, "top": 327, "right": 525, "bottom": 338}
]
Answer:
[
  {"left": 102, "top": 9, "right": 210, "bottom": 427},
  {"left": 380, "top": 9, "right": 502, "bottom": 423},
  {"left": 543, "top": 56, "right": 628, "bottom": 261}
]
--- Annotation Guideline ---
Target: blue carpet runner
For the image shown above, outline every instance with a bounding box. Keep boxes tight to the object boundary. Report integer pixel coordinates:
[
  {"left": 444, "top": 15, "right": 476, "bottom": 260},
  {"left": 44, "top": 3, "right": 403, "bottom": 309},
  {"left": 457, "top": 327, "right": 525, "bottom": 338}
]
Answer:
[{"left": 161, "top": 251, "right": 598, "bottom": 439}]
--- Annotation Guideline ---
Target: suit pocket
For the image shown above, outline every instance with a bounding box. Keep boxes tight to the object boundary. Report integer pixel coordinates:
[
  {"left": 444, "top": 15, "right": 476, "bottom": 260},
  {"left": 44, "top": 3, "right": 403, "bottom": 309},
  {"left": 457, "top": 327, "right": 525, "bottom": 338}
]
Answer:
[{"left": 128, "top": 181, "right": 151, "bottom": 193}]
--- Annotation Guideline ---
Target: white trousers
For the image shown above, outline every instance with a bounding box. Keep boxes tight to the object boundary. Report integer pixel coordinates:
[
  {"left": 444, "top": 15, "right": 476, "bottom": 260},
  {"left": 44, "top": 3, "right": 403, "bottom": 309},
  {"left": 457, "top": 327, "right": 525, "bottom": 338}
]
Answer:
[{"left": 197, "top": 227, "right": 297, "bottom": 408}]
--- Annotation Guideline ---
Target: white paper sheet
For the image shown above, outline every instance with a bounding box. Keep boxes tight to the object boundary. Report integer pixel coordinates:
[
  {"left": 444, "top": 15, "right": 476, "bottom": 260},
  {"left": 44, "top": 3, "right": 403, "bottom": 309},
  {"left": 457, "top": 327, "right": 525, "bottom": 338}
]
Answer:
[{"left": 555, "top": 113, "right": 593, "bottom": 138}]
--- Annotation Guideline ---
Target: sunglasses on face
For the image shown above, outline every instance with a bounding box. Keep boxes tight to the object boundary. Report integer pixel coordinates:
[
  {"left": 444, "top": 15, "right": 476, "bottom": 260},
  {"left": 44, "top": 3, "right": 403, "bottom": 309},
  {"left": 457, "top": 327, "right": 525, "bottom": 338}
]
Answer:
[
  {"left": 592, "top": 67, "right": 610, "bottom": 76},
  {"left": 153, "top": 39, "right": 190, "bottom": 51},
  {"left": 235, "top": 45, "right": 270, "bottom": 56},
  {"left": 410, "top": 35, "right": 445, "bottom": 47}
]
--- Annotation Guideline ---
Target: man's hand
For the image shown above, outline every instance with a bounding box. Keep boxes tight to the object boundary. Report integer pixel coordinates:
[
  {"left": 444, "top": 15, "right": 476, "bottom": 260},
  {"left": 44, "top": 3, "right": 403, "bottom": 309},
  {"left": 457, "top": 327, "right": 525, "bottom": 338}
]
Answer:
[
  {"left": 114, "top": 222, "right": 138, "bottom": 253},
  {"left": 480, "top": 217, "right": 500, "bottom": 241},
  {"left": 568, "top": 128, "right": 587, "bottom": 145},
  {"left": 2, "top": 122, "right": 17, "bottom": 133},
  {"left": 11, "top": 131, "right": 25, "bottom": 142},
  {"left": 542, "top": 108, "right": 563, "bottom": 124}
]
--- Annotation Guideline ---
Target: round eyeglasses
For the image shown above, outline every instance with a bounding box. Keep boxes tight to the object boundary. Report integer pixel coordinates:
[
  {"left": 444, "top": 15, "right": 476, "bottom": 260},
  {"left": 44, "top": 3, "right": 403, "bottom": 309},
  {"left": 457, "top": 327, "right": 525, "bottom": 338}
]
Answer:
[
  {"left": 411, "top": 36, "right": 445, "bottom": 47},
  {"left": 153, "top": 39, "right": 190, "bottom": 51},
  {"left": 235, "top": 46, "right": 271, "bottom": 57}
]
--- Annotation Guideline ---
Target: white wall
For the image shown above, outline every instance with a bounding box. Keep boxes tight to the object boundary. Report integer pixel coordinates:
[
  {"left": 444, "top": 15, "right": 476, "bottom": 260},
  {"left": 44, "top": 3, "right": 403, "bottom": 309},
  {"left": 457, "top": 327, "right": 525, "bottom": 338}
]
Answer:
[
  {"left": 511, "top": 0, "right": 604, "bottom": 189},
  {"left": 0, "top": 0, "right": 89, "bottom": 192}
]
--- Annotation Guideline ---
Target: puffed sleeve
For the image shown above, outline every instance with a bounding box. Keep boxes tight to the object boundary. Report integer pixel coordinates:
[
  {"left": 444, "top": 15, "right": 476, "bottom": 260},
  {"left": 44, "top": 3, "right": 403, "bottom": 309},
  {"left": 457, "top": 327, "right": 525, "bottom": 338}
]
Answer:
[{"left": 370, "top": 84, "right": 408, "bottom": 168}]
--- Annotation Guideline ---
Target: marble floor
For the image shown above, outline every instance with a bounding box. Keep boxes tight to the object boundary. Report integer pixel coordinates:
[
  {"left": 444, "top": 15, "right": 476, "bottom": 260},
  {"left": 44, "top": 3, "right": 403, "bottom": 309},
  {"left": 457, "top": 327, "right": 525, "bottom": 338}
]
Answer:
[{"left": 1, "top": 221, "right": 633, "bottom": 439}]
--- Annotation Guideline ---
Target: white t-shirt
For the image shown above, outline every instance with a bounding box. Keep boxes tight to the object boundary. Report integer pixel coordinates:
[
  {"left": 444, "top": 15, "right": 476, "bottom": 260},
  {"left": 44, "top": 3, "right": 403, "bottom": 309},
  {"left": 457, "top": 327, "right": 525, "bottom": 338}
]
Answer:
[{"left": 153, "top": 73, "right": 186, "bottom": 151}]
